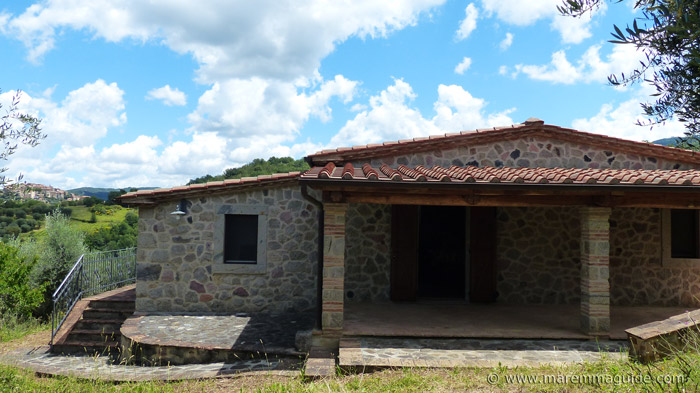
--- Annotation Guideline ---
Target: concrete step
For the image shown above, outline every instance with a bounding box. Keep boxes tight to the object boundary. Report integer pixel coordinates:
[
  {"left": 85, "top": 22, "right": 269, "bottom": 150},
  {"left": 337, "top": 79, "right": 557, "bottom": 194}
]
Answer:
[
  {"left": 66, "top": 328, "right": 121, "bottom": 343},
  {"left": 74, "top": 319, "right": 124, "bottom": 331},
  {"left": 82, "top": 309, "right": 133, "bottom": 320},
  {"left": 52, "top": 340, "right": 119, "bottom": 355},
  {"left": 89, "top": 300, "right": 135, "bottom": 312}
]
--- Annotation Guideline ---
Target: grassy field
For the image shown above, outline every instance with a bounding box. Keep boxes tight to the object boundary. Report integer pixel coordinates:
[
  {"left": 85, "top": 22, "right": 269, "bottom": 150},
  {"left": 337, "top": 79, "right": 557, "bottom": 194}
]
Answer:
[
  {"left": 67, "top": 205, "right": 135, "bottom": 233},
  {"left": 0, "top": 324, "right": 698, "bottom": 393},
  {"left": 20, "top": 205, "right": 136, "bottom": 241}
]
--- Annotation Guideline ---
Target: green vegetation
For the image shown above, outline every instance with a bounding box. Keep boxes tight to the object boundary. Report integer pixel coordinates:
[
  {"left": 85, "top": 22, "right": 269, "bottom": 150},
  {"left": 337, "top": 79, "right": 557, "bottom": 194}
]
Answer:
[
  {"left": 0, "top": 315, "right": 47, "bottom": 343},
  {"left": 188, "top": 156, "right": 309, "bottom": 185},
  {"left": 24, "top": 210, "right": 87, "bottom": 316},
  {"left": 0, "top": 199, "right": 53, "bottom": 238},
  {"left": 68, "top": 186, "right": 152, "bottom": 201},
  {"left": 0, "top": 243, "right": 45, "bottom": 319},
  {"left": 0, "top": 349, "right": 698, "bottom": 392},
  {"left": 84, "top": 211, "right": 138, "bottom": 250}
]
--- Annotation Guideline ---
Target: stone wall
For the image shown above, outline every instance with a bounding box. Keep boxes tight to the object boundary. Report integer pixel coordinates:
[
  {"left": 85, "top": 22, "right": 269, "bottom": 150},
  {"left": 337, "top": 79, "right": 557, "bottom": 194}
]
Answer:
[
  {"left": 344, "top": 203, "right": 391, "bottom": 302},
  {"left": 341, "top": 204, "right": 700, "bottom": 308},
  {"left": 496, "top": 207, "right": 581, "bottom": 304},
  {"left": 352, "top": 136, "right": 699, "bottom": 171},
  {"left": 136, "top": 185, "right": 319, "bottom": 314},
  {"left": 610, "top": 208, "right": 700, "bottom": 307}
]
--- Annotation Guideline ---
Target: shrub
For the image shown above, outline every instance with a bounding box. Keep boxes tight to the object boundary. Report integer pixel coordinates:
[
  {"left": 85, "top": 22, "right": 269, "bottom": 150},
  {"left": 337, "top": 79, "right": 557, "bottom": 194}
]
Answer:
[
  {"left": 0, "top": 243, "right": 45, "bottom": 318},
  {"left": 28, "top": 210, "right": 87, "bottom": 316}
]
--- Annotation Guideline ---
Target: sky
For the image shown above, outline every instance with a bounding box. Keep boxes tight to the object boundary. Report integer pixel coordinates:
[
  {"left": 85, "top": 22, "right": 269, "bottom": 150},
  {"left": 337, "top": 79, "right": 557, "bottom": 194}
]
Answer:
[{"left": 0, "top": 0, "right": 688, "bottom": 190}]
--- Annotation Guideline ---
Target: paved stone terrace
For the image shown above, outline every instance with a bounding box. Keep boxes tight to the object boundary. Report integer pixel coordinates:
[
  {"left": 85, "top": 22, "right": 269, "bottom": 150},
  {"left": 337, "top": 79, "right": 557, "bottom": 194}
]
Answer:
[
  {"left": 339, "top": 337, "right": 629, "bottom": 368},
  {"left": 0, "top": 337, "right": 631, "bottom": 381},
  {"left": 122, "top": 312, "right": 315, "bottom": 356},
  {"left": 0, "top": 345, "right": 301, "bottom": 382}
]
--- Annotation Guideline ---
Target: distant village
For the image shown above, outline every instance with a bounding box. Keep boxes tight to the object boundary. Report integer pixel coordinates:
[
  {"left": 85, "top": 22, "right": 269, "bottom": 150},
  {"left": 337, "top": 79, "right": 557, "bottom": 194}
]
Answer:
[{"left": 2, "top": 182, "right": 87, "bottom": 203}]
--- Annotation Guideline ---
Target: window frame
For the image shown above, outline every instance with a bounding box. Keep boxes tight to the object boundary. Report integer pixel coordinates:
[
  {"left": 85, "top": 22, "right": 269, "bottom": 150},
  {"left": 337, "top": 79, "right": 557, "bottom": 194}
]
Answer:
[
  {"left": 661, "top": 208, "right": 700, "bottom": 268},
  {"left": 212, "top": 204, "right": 268, "bottom": 274}
]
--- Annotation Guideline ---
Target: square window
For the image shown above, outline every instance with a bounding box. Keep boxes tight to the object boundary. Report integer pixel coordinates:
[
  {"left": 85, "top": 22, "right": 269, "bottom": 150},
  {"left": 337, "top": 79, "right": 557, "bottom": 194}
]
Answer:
[
  {"left": 662, "top": 209, "right": 700, "bottom": 267},
  {"left": 670, "top": 209, "right": 700, "bottom": 258},
  {"left": 224, "top": 214, "right": 259, "bottom": 264},
  {"left": 213, "top": 204, "right": 268, "bottom": 274}
]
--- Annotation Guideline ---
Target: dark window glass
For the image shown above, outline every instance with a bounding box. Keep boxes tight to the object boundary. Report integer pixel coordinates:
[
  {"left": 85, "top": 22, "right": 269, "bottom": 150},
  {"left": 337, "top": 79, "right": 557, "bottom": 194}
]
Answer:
[
  {"left": 671, "top": 209, "right": 700, "bottom": 258},
  {"left": 224, "top": 214, "right": 258, "bottom": 264}
]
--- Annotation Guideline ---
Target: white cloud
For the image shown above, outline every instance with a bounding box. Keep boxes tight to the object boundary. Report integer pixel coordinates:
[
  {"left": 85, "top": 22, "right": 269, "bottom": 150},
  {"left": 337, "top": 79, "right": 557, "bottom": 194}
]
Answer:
[
  {"left": 329, "top": 79, "right": 514, "bottom": 147},
  {"left": 514, "top": 44, "right": 645, "bottom": 85},
  {"left": 480, "top": 0, "right": 604, "bottom": 44},
  {"left": 3, "top": 0, "right": 444, "bottom": 82},
  {"left": 456, "top": 3, "right": 479, "bottom": 41},
  {"left": 188, "top": 75, "right": 358, "bottom": 141},
  {"left": 572, "top": 87, "right": 686, "bottom": 141},
  {"left": 499, "top": 32, "right": 513, "bottom": 50},
  {"left": 454, "top": 57, "right": 472, "bottom": 74},
  {"left": 146, "top": 85, "right": 187, "bottom": 106},
  {"left": 2, "top": 80, "right": 126, "bottom": 149}
]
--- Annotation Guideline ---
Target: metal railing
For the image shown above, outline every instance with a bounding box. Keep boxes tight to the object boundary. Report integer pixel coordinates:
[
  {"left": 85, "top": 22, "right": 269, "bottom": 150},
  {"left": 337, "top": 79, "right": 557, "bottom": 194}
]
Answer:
[{"left": 50, "top": 247, "right": 136, "bottom": 347}]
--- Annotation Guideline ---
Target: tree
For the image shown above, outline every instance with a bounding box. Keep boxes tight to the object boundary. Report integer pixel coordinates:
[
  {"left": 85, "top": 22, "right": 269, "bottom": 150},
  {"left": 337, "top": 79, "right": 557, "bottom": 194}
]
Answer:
[
  {"left": 0, "top": 89, "right": 45, "bottom": 184},
  {"left": 27, "top": 209, "right": 87, "bottom": 315},
  {"left": 559, "top": 1, "right": 700, "bottom": 138},
  {"left": 187, "top": 156, "right": 310, "bottom": 185},
  {"left": 0, "top": 243, "right": 45, "bottom": 318}
]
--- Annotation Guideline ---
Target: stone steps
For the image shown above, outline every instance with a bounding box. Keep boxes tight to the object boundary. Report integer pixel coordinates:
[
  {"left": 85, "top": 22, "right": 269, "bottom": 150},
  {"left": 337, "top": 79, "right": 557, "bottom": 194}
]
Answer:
[{"left": 51, "top": 285, "right": 135, "bottom": 356}]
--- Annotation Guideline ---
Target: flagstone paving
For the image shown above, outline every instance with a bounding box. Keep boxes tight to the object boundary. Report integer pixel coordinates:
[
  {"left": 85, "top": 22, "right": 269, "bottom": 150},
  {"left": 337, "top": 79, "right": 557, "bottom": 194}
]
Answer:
[
  {"left": 0, "top": 345, "right": 301, "bottom": 382},
  {"left": 339, "top": 337, "right": 629, "bottom": 368}
]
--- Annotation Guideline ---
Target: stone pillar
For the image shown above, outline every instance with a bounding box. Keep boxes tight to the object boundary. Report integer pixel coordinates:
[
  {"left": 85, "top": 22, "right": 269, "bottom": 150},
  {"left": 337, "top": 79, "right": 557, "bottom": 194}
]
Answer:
[
  {"left": 580, "top": 207, "right": 611, "bottom": 336},
  {"left": 322, "top": 203, "right": 347, "bottom": 333}
]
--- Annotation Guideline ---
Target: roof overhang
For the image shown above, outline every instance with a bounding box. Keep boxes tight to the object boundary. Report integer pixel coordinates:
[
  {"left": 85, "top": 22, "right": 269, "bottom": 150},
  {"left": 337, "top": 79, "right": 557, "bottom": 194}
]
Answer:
[{"left": 301, "top": 178, "right": 700, "bottom": 209}]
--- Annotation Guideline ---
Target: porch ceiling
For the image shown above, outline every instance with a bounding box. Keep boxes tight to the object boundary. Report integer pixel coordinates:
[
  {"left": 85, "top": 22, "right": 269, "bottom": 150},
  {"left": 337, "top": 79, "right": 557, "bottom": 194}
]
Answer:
[{"left": 301, "top": 164, "right": 700, "bottom": 208}]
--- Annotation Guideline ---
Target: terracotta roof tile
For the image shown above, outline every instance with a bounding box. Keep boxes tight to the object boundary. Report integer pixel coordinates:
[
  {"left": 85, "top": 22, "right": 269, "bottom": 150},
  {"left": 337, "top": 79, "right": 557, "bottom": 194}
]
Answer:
[
  {"left": 300, "top": 163, "right": 700, "bottom": 187},
  {"left": 119, "top": 172, "right": 301, "bottom": 203},
  {"left": 306, "top": 122, "right": 700, "bottom": 165}
]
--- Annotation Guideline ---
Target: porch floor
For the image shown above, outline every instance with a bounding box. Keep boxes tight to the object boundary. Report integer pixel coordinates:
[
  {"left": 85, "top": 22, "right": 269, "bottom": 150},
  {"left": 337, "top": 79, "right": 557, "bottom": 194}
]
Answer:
[{"left": 344, "top": 302, "right": 693, "bottom": 340}]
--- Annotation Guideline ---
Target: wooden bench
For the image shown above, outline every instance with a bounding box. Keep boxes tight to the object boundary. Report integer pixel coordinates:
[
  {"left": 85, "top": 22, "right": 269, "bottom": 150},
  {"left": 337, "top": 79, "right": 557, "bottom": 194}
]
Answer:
[{"left": 626, "top": 309, "right": 700, "bottom": 363}]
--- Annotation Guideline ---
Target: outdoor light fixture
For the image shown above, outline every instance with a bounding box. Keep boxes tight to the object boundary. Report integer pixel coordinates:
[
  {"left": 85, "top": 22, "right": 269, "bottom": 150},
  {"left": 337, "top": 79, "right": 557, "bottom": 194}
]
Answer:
[{"left": 170, "top": 199, "right": 188, "bottom": 217}]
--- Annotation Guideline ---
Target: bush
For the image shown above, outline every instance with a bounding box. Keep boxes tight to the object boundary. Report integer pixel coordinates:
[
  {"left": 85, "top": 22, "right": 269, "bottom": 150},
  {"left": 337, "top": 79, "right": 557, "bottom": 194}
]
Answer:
[
  {"left": 85, "top": 213, "right": 138, "bottom": 251},
  {"left": 0, "top": 243, "right": 45, "bottom": 318},
  {"left": 28, "top": 210, "right": 87, "bottom": 316}
]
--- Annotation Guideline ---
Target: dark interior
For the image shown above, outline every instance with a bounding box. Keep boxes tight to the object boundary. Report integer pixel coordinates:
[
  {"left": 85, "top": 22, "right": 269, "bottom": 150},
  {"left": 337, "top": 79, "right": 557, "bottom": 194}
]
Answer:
[{"left": 418, "top": 206, "right": 466, "bottom": 298}]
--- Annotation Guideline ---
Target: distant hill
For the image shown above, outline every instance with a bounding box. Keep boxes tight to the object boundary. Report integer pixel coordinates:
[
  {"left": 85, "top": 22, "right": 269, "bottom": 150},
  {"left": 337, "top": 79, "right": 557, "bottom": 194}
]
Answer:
[
  {"left": 68, "top": 187, "right": 156, "bottom": 201},
  {"left": 652, "top": 137, "right": 682, "bottom": 146}
]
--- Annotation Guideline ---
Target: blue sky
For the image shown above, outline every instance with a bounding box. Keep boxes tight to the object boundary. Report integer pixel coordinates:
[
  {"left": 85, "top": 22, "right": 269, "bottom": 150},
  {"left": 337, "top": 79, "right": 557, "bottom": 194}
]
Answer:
[{"left": 0, "top": 0, "right": 686, "bottom": 189}]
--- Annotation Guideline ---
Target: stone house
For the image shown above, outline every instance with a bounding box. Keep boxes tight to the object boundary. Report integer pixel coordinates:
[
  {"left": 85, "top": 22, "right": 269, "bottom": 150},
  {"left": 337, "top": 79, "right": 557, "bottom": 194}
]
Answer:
[{"left": 120, "top": 119, "right": 700, "bottom": 347}]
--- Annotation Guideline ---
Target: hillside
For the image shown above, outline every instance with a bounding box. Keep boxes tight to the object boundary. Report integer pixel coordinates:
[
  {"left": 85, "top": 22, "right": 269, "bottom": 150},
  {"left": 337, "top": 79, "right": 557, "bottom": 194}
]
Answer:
[
  {"left": 652, "top": 137, "right": 682, "bottom": 146},
  {"left": 68, "top": 187, "right": 156, "bottom": 200}
]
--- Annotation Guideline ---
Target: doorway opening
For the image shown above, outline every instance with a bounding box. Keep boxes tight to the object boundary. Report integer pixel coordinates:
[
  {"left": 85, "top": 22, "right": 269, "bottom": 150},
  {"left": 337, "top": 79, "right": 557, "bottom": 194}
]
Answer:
[{"left": 418, "top": 206, "right": 466, "bottom": 298}]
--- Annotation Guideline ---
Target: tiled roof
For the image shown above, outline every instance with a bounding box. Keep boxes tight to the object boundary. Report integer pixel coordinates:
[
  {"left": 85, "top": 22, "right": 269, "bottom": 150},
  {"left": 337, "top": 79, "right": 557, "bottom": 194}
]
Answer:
[
  {"left": 301, "top": 163, "right": 700, "bottom": 186},
  {"left": 306, "top": 120, "right": 700, "bottom": 165},
  {"left": 119, "top": 172, "right": 301, "bottom": 203}
]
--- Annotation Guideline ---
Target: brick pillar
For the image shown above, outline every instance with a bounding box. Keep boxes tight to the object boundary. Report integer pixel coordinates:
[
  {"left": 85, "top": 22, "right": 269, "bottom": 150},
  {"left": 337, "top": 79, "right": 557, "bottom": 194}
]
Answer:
[
  {"left": 580, "top": 207, "right": 611, "bottom": 336},
  {"left": 322, "top": 203, "right": 347, "bottom": 333}
]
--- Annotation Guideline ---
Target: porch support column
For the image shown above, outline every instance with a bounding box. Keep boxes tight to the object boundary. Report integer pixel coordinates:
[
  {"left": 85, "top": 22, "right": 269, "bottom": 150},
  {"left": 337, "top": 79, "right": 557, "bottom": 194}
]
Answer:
[
  {"left": 322, "top": 203, "right": 347, "bottom": 334},
  {"left": 580, "top": 207, "right": 611, "bottom": 336}
]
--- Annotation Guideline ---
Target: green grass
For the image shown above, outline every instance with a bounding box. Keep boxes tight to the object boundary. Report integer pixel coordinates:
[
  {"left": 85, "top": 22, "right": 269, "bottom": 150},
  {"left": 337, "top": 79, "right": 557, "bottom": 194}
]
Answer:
[
  {"left": 68, "top": 206, "right": 135, "bottom": 233},
  {"left": 16, "top": 205, "right": 136, "bottom": 242},
  {"left": 1, "top": 320, "right": 699, "bottom": 392},
  {"left": 0, "top": 315, "right": 48, "bottom": 343}
]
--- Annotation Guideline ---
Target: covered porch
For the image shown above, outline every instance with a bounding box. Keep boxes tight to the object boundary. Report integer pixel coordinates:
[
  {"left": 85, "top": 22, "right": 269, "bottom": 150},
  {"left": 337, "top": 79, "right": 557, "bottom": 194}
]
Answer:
[
  {"left": 301, "top": 165, "right": 700, "bottom": 347},
  {"left": 344, "top": 303, "right": 690, "bottom": 340}
]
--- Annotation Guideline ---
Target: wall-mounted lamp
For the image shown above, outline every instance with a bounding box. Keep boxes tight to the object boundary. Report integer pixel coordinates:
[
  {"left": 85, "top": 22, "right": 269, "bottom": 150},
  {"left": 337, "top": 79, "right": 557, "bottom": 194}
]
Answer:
[{"left": 170, "top": 199, "right": 189, "bottom": 218}]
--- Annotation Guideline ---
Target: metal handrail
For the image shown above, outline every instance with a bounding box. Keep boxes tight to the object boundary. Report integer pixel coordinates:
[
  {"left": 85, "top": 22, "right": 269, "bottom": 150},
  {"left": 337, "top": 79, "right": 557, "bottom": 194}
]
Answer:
[{"left": 50, "top": 247, "right": 136, "bottom": 348}]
